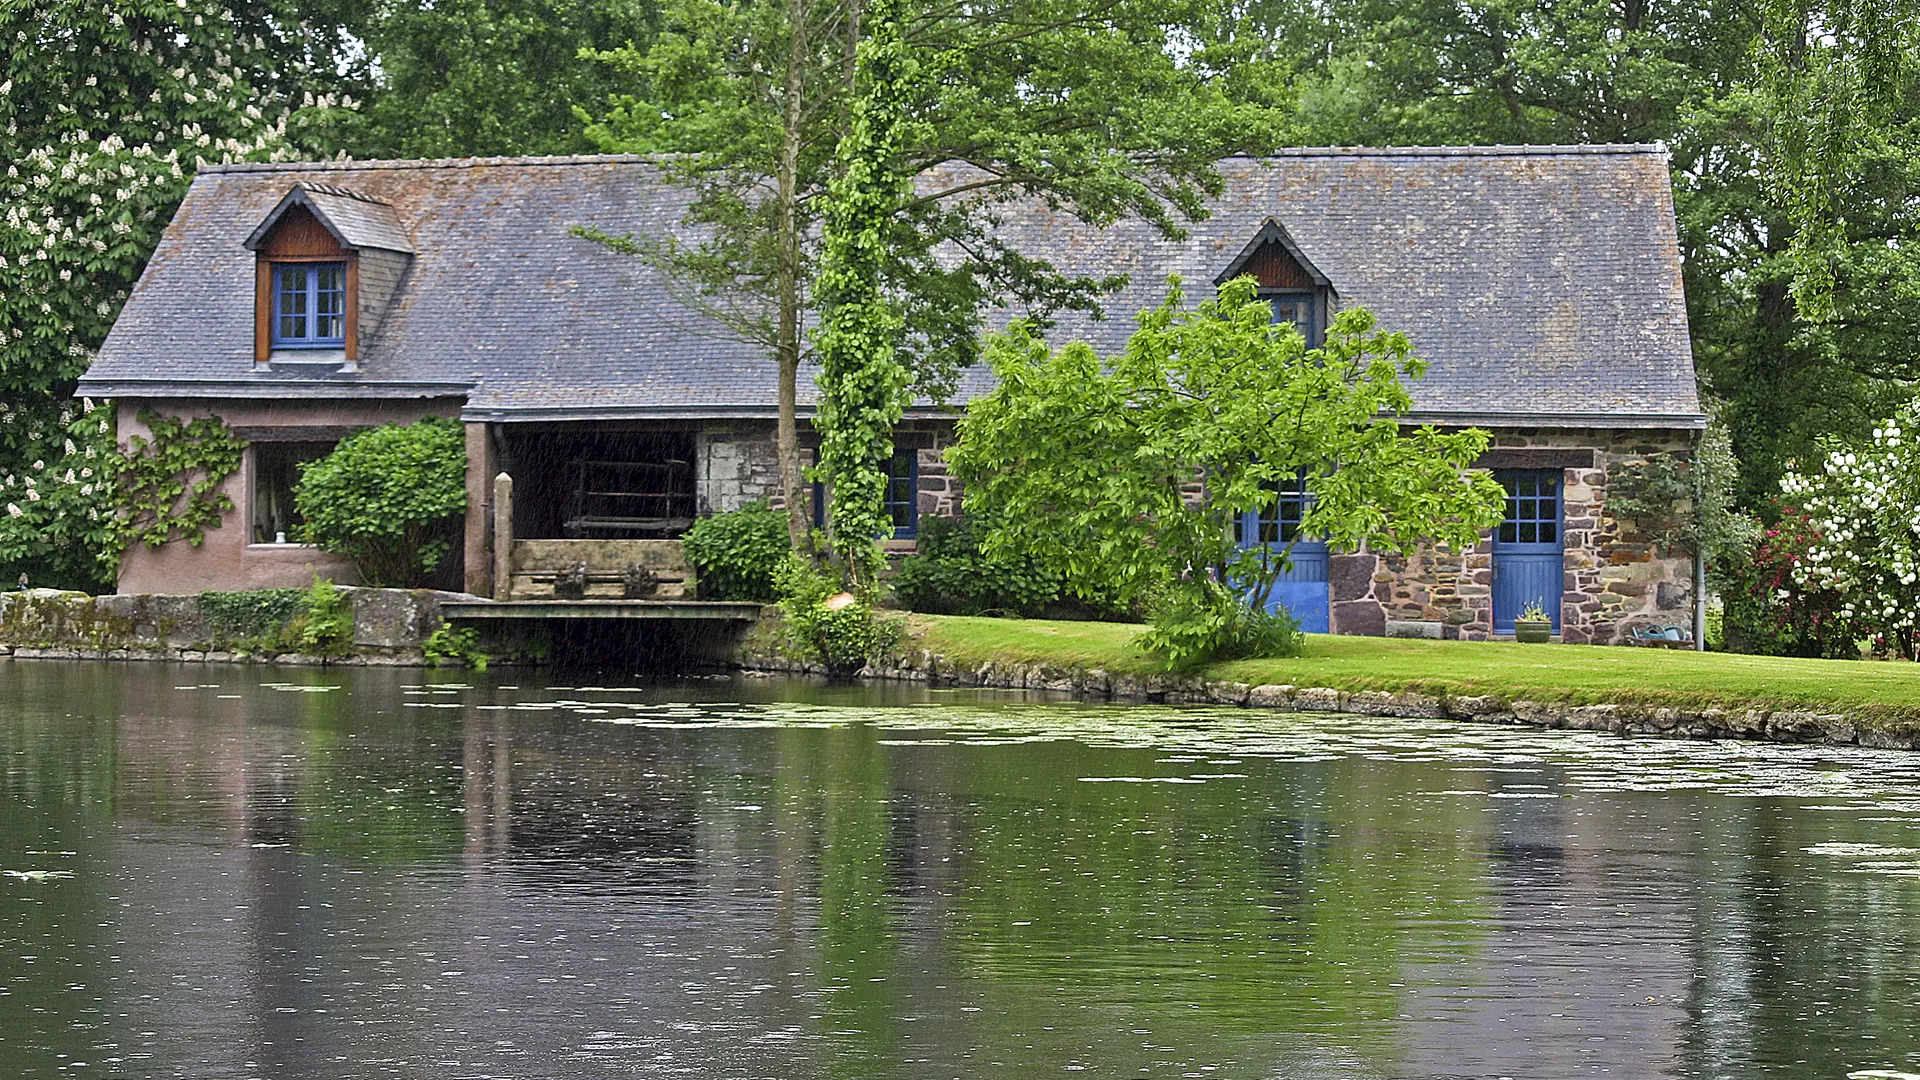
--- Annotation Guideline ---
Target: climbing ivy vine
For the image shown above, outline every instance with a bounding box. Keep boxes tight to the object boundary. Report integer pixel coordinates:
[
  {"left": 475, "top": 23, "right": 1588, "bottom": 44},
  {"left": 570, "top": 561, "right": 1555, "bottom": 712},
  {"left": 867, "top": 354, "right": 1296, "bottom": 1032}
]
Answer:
[
  {"left": 118, "top": 410, "right": 249, "bottom": 551},
  {"left": 0, "top": 403, "right": 247, "bottom": 591},
  {"left": 810, "top": 0, "right": 922, "bottom": 585}
]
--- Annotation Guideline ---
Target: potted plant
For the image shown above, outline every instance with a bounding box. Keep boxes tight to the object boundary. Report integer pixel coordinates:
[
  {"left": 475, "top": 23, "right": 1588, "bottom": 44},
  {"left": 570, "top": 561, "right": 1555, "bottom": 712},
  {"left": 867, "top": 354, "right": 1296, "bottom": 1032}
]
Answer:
[{"left": 1514, "top": 598, "right": 1554, "bottom": 643}]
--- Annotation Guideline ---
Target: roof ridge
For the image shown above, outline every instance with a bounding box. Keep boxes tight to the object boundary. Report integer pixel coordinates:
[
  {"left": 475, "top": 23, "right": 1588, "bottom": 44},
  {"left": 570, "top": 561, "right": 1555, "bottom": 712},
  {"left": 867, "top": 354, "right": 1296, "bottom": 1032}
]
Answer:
[
  {"left": 293, "top": 180, "right": 393, "bottom": 205},
  {"left": 1227, "top": 143, "right": 1669, "bottom": 158},
  {"left": 200, "top": 143, "right": 1667, "bottom": 176},
  {"left": 201, "top": 153, "right": 663, "bottom": 174}
]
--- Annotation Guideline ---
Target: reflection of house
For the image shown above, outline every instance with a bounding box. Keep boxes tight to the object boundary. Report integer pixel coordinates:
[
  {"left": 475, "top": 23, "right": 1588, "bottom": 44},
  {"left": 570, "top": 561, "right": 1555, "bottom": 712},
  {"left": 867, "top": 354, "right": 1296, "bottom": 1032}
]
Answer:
[{"left": 82, "top": 146, "right": 1701, "bottom": 643}]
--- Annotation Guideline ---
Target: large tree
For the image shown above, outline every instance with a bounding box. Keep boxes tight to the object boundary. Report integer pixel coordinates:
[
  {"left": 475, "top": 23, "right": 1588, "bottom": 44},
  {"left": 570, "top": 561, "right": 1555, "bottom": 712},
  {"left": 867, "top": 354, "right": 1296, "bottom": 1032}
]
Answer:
[
  {"left": 335, "top": 0, "right": 660, "bottom": 159},
  {"left": 0, "top": 0, "right": 348, "bottom": 588},
  {"left": 948, "top": 279, "right": 1506, "bottom": 666},
  {"left": 581, "top": 0, "right": 1292, "bottom": 546}
]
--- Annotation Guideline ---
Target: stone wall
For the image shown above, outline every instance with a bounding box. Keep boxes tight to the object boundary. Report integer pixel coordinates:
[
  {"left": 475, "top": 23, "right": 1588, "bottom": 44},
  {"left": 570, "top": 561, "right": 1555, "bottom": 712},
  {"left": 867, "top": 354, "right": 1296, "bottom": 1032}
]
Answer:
[
  {"left": 695, "top": 421, "right": 787, "bottom": 515},
  {"left": 700, "top": 417, "right": 965, "bottom": 531},
  {"left": 0, "top": 586, "right": 468, "bottom": 665},
  {"left": 1330, "top": 427, "right": 1698, "bottom": 645},
  {"left": 675, "top": 420, "right": 1700, "bottom": 647}
]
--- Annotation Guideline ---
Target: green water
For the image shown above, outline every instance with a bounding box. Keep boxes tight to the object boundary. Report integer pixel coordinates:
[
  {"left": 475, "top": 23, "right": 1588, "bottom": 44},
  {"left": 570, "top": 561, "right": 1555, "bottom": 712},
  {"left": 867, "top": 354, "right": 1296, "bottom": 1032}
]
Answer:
[{"left": 4, "top": 661, "right": 1920, "bottom": 1079}]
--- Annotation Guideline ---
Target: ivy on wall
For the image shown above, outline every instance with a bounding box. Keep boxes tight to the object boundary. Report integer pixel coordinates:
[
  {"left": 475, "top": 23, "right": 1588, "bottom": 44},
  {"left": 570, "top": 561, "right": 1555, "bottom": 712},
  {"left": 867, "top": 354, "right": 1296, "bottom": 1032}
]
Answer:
[
  {"left": 810, "top": 0, "right": 921, "bottom": 585},
  {"left": 120, "top": 410, "right": 249, "bottom": 551},
  {"left": 0, "top": 402, "right": 247, "bottom": 592}
]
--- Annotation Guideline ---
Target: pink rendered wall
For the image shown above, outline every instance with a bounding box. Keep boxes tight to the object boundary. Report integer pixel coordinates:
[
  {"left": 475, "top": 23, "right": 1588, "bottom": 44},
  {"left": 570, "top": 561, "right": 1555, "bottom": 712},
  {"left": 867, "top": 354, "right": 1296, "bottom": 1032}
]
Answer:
[{"left": 114, "top": 397, "right": 464, "bottom": 595}]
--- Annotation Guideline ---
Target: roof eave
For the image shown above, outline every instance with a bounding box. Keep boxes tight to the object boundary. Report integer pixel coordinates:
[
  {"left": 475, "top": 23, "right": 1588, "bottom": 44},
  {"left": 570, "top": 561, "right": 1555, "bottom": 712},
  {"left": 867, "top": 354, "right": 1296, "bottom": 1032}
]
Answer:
[{"left": 76, "top": 378, "right": 473, "bottom": 400}]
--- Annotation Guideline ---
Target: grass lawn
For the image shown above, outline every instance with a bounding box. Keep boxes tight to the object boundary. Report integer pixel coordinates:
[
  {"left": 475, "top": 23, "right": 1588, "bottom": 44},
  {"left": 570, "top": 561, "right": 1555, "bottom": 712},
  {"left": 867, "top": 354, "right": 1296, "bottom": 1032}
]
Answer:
[{"left": 908, "top": 614, "right": 1920, "bottom": 719}]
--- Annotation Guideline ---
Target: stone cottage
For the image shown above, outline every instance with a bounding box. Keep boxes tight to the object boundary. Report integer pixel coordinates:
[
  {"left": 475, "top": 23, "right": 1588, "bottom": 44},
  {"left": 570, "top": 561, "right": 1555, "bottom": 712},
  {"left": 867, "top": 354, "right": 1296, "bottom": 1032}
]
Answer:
[{"left": 80, "top": 145, "right": 1703, "bottom": 643}]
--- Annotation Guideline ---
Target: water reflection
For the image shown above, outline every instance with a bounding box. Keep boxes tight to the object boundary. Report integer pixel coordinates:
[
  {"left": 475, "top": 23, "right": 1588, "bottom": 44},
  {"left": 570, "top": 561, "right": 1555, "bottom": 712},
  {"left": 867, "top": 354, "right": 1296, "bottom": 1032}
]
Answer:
[{"left": 3, "top": 662, "right": 1920, "bottom": 1078}]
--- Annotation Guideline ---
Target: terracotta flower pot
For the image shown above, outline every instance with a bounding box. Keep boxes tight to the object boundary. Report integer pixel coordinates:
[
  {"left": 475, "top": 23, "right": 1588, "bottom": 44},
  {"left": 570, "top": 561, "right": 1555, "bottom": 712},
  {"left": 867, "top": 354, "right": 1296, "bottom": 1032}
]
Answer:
[{"left": 1514, "top": 618, "right": 1553, "bottom": 643}]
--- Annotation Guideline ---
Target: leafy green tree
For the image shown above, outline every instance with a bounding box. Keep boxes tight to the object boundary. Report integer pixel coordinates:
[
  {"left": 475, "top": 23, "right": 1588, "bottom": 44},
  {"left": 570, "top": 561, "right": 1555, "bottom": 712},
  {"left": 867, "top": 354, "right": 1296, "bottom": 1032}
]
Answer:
[
  {"left": 582, "top": 0, "right": 1292, "bottom": 546},
  {"left": 337, "top": 0, "right": 660, "bottom": 159},
  {"left": 294, "top": 417, "right": 468, "bottom": 588},
  {"left": 0, "top": 0, "right": 344, "bottom": 588},
  {"left": 949, "top": 279, "right": 1505, "bottom": 666},
  {"left": 810, "top": 0, "right": 918, "bottom": 581}
]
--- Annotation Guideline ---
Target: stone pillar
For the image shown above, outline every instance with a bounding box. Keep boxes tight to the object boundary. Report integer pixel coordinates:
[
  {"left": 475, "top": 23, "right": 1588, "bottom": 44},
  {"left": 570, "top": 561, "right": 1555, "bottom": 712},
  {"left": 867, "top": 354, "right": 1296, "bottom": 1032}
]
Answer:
[
  {"left": 492, "top": 473, "right": 513, "bottom": 601},
  {"left": 463, "top": 422, "right": 496, "bottom": 596}
]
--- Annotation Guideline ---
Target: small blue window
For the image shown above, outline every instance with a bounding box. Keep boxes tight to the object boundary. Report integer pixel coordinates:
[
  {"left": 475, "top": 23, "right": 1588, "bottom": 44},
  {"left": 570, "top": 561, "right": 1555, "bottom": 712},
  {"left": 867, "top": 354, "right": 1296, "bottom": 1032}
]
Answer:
[
  {"left": 272, "top": 263, "right": 347, "bottom": 347},
  {"left": 1267, "top": 292, "right": 1319, "bottom": 347},
  {"left": 1234, "top": 471, "right": 1310, "bottom": 547},
  {"left": 811, "top": 449, "right": 918, "bottom": 539}
]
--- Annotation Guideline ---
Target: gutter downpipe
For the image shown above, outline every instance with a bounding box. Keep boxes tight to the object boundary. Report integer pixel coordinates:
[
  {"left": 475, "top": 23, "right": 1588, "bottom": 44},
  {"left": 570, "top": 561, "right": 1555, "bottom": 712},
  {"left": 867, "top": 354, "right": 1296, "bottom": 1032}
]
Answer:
[{"left": 1693, "top": 544, "right": 1707, "bottom": 651}]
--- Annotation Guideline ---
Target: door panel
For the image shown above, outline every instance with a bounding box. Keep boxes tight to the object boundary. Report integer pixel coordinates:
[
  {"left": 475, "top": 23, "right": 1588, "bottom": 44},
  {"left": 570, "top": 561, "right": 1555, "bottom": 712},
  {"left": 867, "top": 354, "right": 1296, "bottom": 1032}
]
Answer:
[
  {"left": 1237, "top": 474, "right": 1331, "bottom": 634},
  {"left": 1491, "top": 469, "right": 1564, "bottom": 632}
]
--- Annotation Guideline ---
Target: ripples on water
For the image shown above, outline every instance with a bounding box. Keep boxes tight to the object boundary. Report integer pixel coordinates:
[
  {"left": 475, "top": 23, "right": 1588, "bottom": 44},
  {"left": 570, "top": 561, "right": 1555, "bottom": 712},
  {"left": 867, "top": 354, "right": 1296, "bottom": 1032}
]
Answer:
[{"left": 4, "top": 662, "right": 1920, "bottom": 1079}]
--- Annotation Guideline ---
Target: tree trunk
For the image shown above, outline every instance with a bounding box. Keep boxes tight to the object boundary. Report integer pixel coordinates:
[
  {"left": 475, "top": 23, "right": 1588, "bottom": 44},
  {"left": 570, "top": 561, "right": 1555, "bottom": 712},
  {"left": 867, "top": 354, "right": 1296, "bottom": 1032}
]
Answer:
[{"left": 776, "top": 0, "right": 810, "bottom": 550}]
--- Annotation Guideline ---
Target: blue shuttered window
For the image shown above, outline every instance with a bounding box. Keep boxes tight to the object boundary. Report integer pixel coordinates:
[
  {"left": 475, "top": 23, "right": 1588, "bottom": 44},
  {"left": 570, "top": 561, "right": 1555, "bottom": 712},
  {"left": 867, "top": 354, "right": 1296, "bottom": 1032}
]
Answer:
[
  {"left": 1235, "top": 471, "right": 1309, "bottom": 546},
  {"left": 272, "top": 263, "right": 347, "bottom": 347},
  {"left": 812, "top": 449, "right": 918, "bottom": 539},
  {"left": 1267, "top": 293, "right": 1320, "bottom": 347}
]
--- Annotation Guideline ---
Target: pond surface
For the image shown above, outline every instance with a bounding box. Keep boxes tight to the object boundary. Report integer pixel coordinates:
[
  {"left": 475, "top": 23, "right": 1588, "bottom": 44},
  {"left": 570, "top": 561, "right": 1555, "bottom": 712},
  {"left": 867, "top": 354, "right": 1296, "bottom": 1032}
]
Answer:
[{"left": 5, "top": 663, "right": 1920, "bottom": 1079}]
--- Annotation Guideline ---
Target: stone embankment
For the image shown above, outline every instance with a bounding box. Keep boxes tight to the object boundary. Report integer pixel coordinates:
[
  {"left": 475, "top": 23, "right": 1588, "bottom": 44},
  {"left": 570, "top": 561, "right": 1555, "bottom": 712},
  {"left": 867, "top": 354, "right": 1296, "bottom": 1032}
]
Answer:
[
  {"left": 741, "top": 646, "right": 1912, "bottom": 751},
  {"left": 0, "top": 587, "right": 465, "bottom": 666}
]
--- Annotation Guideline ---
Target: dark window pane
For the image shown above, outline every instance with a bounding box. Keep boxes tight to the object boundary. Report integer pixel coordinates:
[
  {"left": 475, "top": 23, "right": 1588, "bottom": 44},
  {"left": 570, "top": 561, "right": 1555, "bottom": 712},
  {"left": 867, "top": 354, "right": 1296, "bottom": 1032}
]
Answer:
[
  {"left": 1540, "top": 523, "right": 1557, "bottom": 544},
  {"left": 1499, "top": 523, "right": 1517, "bottom": 544},
  {"left": 251, "top": 441, "right": 336, "bottom": 543}
]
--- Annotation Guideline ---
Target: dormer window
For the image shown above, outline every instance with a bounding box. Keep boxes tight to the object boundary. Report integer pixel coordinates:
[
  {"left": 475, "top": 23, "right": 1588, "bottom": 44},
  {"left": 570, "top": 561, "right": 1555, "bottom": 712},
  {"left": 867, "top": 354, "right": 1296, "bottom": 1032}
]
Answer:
[
  {"left": 1215, "top": 218, "right": 1334, "bottom": 348},
  {"left": 244, "top": 183, "right": 414, "bottom": 369},
  {"left": 273, "top": 262, "right": 348, "bottom": 347},
  {"left": 1268, "top": 293, "right": 1317, "bottom": 345}
]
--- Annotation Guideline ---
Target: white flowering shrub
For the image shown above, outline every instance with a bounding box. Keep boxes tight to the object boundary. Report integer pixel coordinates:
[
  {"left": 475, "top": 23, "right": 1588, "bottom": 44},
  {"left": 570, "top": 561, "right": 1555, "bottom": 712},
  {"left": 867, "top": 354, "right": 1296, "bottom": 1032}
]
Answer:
[
  {"left": 0, "top": 400, "right": 247, "bottom": 591},
  {"left": 1778, "top": 401, "right": 1920, "bottom": 658},
  {"left": 0, "top": 2, "right": 347, "bottom": 589},
  {"left": 0, "top": 399, "right": 121, "bottom": 589}
]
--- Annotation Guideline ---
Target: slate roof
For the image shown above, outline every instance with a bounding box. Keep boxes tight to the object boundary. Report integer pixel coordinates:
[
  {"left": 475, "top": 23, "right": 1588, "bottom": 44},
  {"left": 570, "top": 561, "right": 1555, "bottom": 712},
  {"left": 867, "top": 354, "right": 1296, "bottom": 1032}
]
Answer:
[
  {"left": 83, "top": 147, "right": 1702, "bottom": 428},
  {"left": 244, "top": 184, "right": 416, "bottom": 254}
]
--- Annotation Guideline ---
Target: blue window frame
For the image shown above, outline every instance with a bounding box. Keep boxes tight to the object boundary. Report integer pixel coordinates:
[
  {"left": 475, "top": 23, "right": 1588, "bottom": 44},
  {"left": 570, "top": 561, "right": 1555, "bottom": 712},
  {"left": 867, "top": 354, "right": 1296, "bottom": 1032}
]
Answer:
[
  {"left": 272, "top": 262, "right": 347, "bottom": 347},
  {"left": 1496, "top": 470, "right": 1560, "bottom": 546},
  {"left": 1234, "top": 471, "right": 1310, "bottom": 547},
  {"left": 812, "top": 449, "right": 918, "bottom": 539},
  {"left": 1266, "top": 291, "right": 1319, "bottom": 347}
]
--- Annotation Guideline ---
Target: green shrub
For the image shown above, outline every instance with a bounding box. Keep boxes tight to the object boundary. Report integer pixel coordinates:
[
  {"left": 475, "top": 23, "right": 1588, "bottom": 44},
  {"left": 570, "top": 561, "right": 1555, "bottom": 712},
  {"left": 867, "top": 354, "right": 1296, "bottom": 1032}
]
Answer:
[
  {"left": 772, "top": 554, "right": 897, "bottom": 676},
  {"left": 423, "top": 622, "right": 489, "bottom": 671},
  {"left": 293, "top": 576, "right": 355, "bottom": 656},
  {"left": 1137, "top": 581, "right": 1304, "bottom": 672},
  {"left": 889, "top": 515, "right": 1061, "bottom": 616},
  {"left": 294, "top": 416, "right": 466, "bottom": 588},
  {"left": 682, "top": 500, "right": 789, "bottom": 602},
  {"left": 199, "top": 588, "right": 305, "bottom": 645}
]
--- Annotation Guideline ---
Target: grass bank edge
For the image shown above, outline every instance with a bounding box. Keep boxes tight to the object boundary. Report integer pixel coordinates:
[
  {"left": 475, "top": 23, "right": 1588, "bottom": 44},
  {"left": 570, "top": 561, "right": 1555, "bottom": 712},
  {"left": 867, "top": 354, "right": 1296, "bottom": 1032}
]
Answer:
[{"left": 904, "top": 614, "right": 1920, "bottom": 727}]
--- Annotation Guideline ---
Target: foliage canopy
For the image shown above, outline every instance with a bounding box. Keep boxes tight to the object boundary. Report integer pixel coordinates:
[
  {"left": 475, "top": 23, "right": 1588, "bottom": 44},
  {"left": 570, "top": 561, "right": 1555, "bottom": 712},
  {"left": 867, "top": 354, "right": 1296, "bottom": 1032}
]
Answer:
[
  {"left": 294, "top": 417, "right": 468, "bottom": 589},
  {"left": 950, "top": 278, "right": 1506, "bottom": 666}
]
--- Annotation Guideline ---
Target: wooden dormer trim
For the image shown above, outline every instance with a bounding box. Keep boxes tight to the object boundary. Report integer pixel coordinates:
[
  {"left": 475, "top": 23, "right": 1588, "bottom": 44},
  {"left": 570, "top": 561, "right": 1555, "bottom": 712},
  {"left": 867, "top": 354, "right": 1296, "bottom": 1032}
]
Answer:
[
  {"left": 254, "top": 259, "right": 270, "bottom": 364},
  {"left": 344, "top": 257, "right": 359, "bottom": 363},
  {"left": 1215, "top": 218, "right": 1333, "bottom": 292},
  {"left": 254, "top": 204, "right": 356, "bottom": 363}
]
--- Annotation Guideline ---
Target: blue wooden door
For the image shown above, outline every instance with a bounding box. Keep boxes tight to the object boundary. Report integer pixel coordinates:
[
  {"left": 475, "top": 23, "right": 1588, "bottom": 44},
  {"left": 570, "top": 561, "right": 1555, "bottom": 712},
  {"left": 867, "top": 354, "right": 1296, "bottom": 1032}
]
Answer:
[
  {"left": 1492, "top": 469, "right": 1564, "bottom": 633},
  {"left": 1237, "top": 474, "right": 1330, "bottom": 633}
]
